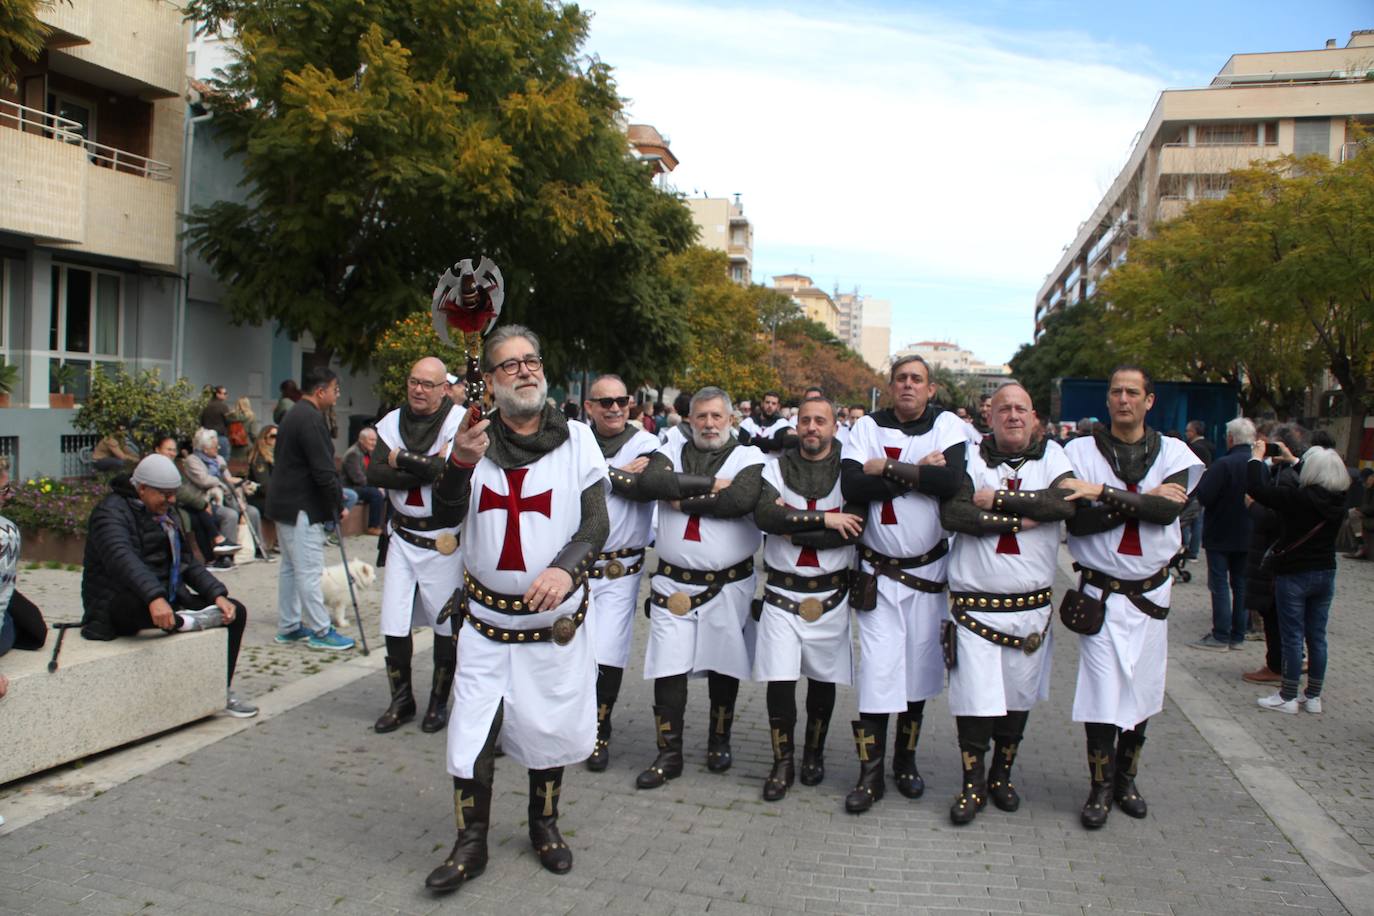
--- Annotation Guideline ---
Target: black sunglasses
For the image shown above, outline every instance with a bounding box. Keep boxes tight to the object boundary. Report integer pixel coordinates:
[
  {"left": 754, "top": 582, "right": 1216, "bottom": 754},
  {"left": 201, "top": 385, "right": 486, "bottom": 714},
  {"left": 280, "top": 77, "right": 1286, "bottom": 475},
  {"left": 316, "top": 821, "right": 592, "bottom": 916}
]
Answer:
[{"left": 592, "top": 396, "right": 631, "bottom": 409}]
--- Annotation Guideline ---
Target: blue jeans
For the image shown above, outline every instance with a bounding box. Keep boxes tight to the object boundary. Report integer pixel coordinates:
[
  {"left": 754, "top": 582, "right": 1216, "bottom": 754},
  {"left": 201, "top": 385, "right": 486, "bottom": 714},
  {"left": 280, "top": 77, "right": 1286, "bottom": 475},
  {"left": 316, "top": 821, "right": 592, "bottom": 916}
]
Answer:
[
  {"left": 276, "top": 510, "right": 331, "bottom": 636},
  {"left": 1206, "top": 549, "right": 1249, "bottom": 644},
  {"left": 1184, "top": 513, "right": 1203, "bottom": 559},
  {"left": 1275, "top": 568, "right": 1335, "bottom": 700}
]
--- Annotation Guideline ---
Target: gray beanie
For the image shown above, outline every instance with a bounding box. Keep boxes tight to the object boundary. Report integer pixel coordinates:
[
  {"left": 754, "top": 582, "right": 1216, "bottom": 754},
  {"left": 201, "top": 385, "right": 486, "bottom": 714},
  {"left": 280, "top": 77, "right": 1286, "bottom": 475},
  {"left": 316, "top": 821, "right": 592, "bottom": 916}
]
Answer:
[{"left": 130, "top": 454, "right": 182, "bottom": 490}]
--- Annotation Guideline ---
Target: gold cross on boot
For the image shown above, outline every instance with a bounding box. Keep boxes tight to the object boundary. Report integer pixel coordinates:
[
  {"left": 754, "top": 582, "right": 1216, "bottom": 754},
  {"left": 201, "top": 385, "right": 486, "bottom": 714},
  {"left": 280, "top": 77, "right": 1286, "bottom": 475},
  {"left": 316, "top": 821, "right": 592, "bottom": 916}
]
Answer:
[
  {"left": 1001, "top": 743, "right": 1019, "bottom": 766},
  {"left": 809, "top": 720, "right": 824, "bottom": 746},
  {"left": 713, "top": 706, "right": 732, "bottom": 735},
  {"left": 855, "top": 730, "right": 876, "bottom": 762},
  {"left": 597, "top": 704, "right": 610, "bottom": 723},
  {"left": 454, "top": 790, "right": 474, "bottom": 830},
  {"left": 962, "top": 750, "right": 979, "bottom": 771},
  {"left": 536, "top": 780, "right": 560, "bottom": 818},
  {"left": 902, "top": 720, "right": 920, "bottom": 751},
  {"left": 771, "top": 727, "right": 789, "bottom": 756},
  {"left": 1089, "top": 750, "right": 1111, "bottom": 782},
  {"left": 655, "top": 715, "right": 671, "bottom": 748}
]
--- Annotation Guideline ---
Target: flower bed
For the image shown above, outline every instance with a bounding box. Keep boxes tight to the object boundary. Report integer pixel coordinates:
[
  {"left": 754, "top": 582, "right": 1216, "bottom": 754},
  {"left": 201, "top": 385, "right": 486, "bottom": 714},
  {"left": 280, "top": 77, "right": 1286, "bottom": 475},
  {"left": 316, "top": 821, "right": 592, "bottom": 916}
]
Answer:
[{"left": 3, "top": 475, "right": 107, "bottom": 563}]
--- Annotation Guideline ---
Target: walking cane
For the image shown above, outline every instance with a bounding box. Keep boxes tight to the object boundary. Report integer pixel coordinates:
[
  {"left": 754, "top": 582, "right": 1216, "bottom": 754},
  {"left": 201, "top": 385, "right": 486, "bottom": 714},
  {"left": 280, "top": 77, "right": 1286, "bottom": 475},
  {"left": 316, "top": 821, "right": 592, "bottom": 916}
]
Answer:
[
  {"left": 332, "top": 511, "right": 370, "bottom": 655},
  {"left": 48, "top": 622, "right": 82, "bottom": 673},
  {"left": 223, "top": 482, "right": 267, "bottom": 562}
]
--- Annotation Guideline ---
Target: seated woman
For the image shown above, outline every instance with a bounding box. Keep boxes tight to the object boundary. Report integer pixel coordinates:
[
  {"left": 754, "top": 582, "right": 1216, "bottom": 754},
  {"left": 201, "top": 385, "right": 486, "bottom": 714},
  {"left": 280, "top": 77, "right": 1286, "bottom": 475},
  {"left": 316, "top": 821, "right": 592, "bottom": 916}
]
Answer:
[
  {"left": 183, "top": 428, "right": 267, "bottom": 562},
  {"left": 150, "top": 435, "right": 239, "bottom": 568},
  {"left": 91, "top": 427, "right": 140, "bottom": 474}
]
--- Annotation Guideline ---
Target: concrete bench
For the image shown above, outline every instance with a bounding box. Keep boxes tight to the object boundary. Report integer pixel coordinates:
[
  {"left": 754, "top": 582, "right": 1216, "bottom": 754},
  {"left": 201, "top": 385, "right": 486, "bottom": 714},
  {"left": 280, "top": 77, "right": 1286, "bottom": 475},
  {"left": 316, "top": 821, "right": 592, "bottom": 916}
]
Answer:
[{"left": 0, "top": 628, "right": 227, "bottom": 785}]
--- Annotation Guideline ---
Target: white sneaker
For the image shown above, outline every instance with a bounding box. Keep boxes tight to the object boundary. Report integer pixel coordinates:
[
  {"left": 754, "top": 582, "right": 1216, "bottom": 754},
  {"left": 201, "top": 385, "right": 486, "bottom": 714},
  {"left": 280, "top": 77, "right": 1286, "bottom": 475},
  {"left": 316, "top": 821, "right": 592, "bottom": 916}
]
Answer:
[
  {"left": 1257, "top": 693, "right": 1299, "bottom": 714},
  {"left": 1302, "top": 696, "right": 1322, "bottom": 714}
]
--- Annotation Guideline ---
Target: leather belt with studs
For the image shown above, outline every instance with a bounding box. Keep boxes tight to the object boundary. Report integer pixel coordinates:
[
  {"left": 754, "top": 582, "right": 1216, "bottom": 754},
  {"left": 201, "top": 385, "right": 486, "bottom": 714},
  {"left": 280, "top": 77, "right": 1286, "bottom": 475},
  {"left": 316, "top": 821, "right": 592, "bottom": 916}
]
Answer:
[
  {"left": 464, "top": 584, "right": 590, "bottom": 646},
  {"left": 649, "top": 556, "right": 755, "bottom": 616},
  {"left": 949, "top": 587, "right": 1053, "bottom": 612},
  {"left": 589, "top": 546, "right": 646, "bottom": 580},
  {"left": 1075, "top": 564, "right": 1170, "bottom": 620},
  {"left": 952, "top": 608, "right": 1052, "bottom": 655},
  {"left": 390, "top": 519, "right": 460, "bottom": 555}
]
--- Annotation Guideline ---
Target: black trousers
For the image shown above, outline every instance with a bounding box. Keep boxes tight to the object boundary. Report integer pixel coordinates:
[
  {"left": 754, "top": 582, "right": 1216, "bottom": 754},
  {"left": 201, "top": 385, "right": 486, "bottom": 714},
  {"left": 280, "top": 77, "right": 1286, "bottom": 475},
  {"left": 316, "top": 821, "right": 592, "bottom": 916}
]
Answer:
[{"left": 102, "top": 591, "right": 247, "bottom": 686}]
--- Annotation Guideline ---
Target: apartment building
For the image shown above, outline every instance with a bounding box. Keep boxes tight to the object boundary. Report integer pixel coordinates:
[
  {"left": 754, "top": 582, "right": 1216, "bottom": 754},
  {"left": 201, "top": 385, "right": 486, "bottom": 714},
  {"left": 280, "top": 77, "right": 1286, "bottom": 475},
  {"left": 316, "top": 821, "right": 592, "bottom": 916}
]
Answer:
[
  {"left": 686, "top": 195, "right": 754, "bottom": 286},
  {"left": 771, "top": 273, "right": 840, "bottom": 337},
  {"left": 626, "top": 122, "right": 679, "bottom": 191},
  {"left": 1034, "top": 30, "right": 1374, "bottom": 337},
  {"left": 0, "top": 0, "right": 186, "bottom": 474},
  {"left": 834, "top": 289, "right": 893, "bottom": 374},
  {"left": 891, "top": 340, "right": 1011, "bottom": 395}
]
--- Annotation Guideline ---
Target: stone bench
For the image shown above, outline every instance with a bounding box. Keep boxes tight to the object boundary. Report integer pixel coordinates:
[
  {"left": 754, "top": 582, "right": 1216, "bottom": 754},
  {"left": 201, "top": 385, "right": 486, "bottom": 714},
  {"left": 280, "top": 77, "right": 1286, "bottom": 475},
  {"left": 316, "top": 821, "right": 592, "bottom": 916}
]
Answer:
[{"left": 0, "top": 628, "right": 227, "bottom": 785}]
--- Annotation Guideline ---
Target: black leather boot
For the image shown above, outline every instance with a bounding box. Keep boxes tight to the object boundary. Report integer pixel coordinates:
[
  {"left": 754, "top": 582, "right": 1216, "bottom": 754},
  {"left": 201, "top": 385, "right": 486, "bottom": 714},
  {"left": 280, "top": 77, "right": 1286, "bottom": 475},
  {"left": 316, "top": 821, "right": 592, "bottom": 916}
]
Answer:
[
  {"left": 586, "top": 701, "right": 613, "bottom": 772},
  {"left": 1080, "top": 728, "right": 1116, "bottom": 830},
  {"left": 892, "top": 711, "right": 925, "bottom": 799},
  {"left": 799, "top": 715, "right": 830, "bottom": 786},
  {"left": 987, "top": 737, "right": 1022, "bottom": 812},
  {"left": 949, "top": 745, "right": 987, "bottom": 826},
  {"left": 374, "top": 657, "right": 416, "bottom": 733},
  {"left": 528, "top": 767, "right": 573, "bottom": 874},
  {"left": 424, "top": 777, "right": 490, "bottom": 891},
  {"left": 1114, "top": 729, "right": 1148, "bottom": 819},
  {"left": 636, "top": 704, "right": 685, "bottom": 789},
  {"left": 706, "top": 704, "right": 734, "bottom": 772},
  {"left": 762, "top": 716, "right": 795, "bottom": 802},
  {"left": 420, "top": 661, "right": 454, "bottom": 733},
  {"left": 844, "top": 717, "right": 887, "bottom": 814}
]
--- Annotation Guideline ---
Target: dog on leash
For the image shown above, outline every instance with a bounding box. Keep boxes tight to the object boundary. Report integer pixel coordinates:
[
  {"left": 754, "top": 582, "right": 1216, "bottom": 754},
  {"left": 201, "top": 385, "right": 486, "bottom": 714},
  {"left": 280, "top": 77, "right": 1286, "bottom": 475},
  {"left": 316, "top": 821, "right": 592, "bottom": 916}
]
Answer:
[{"left": 321, "top": 559, "right": 376, "bottom": 629}]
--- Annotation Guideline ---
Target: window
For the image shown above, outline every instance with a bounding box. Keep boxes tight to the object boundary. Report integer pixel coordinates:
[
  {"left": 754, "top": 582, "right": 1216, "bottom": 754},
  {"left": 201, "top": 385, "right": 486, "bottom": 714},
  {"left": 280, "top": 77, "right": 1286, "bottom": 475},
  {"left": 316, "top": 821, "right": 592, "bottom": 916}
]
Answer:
[
  {"left": 1293, "top": 118, "right": 1331, "bottom": 158},
  {"left": 48, "top": 264, "right": 122, "bottom": 398},
  {"left": 46, "top": 91, "right": 95, "bottom": 144}
]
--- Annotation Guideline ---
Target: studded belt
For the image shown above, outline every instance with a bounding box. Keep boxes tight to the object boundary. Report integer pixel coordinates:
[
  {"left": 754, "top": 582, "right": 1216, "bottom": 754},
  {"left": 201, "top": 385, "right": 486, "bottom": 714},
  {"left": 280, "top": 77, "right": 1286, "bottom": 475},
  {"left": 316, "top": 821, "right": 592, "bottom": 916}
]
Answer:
[
  {"left": 392, "top": 512, "right": 460, "bottom": 533},
  {"left": 589, "top": 546, "right": 646, "bottom": 580},
  {"left": 764, "top": 567, "right": 849, "bottom": 593},
  {"left": 464, "top": 585, "right": 590, "bottom": 646},
  {"left": 860, "top": 539, "right": 948, "bottom": 570},
  {"left": 949, "top": 587, "right": 1053, "bottom": 613},
  {"left": 951, "top": 608, "right": 1052, "bottom": 655},
  {"left": 390, "top": 517, "right": 459, "bottom": 555},
  {"left": 762, "top": 586, "right": 848, "bottom": 622},
  {"left": 1075, "top": 564, "right": 1170, "bottom": 620},
  {"left": 460, "top": 571, "right": 540, "bottom": 615},
  {"left": 646, "top": 557, "right": 755, "bottom": 617}
]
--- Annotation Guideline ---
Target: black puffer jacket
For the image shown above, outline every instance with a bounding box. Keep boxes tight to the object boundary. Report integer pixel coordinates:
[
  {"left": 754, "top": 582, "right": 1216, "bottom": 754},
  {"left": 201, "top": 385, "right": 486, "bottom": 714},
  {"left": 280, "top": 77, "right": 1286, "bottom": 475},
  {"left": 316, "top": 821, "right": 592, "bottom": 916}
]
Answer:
[
  {"left": 1245, "top": 460, "right": 1346, "bottom": 575},
  {"left": 81, "top": 476, "right": 226, "bottom": 635}
]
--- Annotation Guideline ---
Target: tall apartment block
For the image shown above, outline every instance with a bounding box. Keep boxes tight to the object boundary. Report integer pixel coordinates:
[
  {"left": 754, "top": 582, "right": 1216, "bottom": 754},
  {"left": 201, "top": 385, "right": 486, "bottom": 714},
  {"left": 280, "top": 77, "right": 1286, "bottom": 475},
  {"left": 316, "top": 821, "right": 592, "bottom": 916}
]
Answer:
[
  {"left": 686, "top": 195, "right": 754, "bottom": 286},
  {"left": 1035, "top": 30, "right": 1374, "bottom": 337},
  {"left": 0, "top": 0, "right": 186, "bottom": 473}
]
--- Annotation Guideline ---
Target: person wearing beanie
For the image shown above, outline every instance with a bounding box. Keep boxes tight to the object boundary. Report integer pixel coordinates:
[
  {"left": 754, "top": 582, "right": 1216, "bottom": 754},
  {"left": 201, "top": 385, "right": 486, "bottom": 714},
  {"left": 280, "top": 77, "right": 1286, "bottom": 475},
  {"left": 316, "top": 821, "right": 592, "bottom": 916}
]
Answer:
[{"left": 79, "top": 455, "right": 258, "bottom": 718}]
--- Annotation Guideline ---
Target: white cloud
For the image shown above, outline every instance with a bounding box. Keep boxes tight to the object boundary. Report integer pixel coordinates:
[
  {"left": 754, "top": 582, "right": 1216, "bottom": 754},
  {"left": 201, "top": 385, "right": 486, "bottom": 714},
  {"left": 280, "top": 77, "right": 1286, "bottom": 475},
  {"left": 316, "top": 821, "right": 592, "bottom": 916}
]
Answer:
[{"left": 584, "top": 1, "right": 1169, "bottom": 363}]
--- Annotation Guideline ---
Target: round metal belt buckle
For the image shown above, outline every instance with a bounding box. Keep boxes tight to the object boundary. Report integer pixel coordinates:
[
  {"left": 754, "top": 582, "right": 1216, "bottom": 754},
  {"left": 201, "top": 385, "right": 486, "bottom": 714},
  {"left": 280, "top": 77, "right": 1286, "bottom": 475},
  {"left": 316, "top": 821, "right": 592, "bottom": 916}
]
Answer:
[
  {"left": 435, "top": 532, "right": 458, "bottom": 556},
  {"left": 551, "top": 616, "right": 577, "bottom": 645},
  {"left": 798, "top": 598, "right": 823, "bottom": 623},
  {"left": 666, "top": 592, "right": 692, "bottom": 616},
  {"left": 1022, "top": 631, "right": 1042, "bottom": 654},
  {"left": 605, "top": 559, "right": 625, "bottom": 579}
]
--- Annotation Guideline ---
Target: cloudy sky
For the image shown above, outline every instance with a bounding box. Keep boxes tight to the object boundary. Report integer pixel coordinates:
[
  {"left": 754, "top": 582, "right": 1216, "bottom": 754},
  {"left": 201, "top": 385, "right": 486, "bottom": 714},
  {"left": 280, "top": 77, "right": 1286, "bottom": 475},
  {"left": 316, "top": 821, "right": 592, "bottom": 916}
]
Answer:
[{"left": 583, "top": 0, "right": 1371, "bottom": 365}]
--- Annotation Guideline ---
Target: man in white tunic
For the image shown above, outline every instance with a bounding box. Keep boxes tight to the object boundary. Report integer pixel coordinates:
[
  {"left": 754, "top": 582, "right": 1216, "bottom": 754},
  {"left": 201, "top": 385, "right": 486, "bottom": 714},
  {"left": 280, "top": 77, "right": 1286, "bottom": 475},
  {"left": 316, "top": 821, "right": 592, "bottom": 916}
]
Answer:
[
  {"left": 939, "top": 383, "right": 1092, "bottom": 824},
  {"left": 840, "top": 355, "right": 967, "bottom": 814},
  {"left": 426, "top": 326, "right": 609, "bottom": 891},
  {"left": 752, "top": 397, "right": 865, "bottom": 802},
  {"left": 615, "top": 387, "right": 766, "bottom": 789},
  {"left": 738, "top": 390, "right": 796, "bottom": 455},
  {"left": 1064, "top": 366, "right": 1202, "bottom": 829},
  {"left": 581, "top": 374, "right": 660, "bottom": 772},
  {"left": 366, "top": 357, "right": 465, "bottom": 733}
]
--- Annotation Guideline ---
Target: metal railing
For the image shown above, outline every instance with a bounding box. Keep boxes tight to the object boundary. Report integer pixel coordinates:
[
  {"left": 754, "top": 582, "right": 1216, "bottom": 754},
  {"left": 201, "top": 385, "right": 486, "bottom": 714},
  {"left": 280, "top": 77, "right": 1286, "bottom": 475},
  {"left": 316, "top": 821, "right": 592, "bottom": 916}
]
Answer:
[
  {"left": 60, "top": 434, "right": 99, "bottom": 478},
  {"left": 0, "top": 97, "right": 172, "bottom": 181},
  {"left": 0, "top": 436, "right": 18, "bottom": 480}
]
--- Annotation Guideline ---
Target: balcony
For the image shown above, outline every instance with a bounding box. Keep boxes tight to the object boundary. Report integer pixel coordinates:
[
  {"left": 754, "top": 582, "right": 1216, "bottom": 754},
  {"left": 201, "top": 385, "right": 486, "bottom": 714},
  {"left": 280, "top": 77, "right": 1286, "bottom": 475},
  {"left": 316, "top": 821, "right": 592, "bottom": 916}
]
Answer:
[
  {"left": 47, "top": 0, "right": 185, "bottom": 99},
  {"left": 35, "top": 0, "right": 93, "bottom": 46},
  {"left": 1158, "top": 197, "right": 1192, "bottom": 222},
  {"left": 1158, "top": 143, "right": 1283, "bottom": 175}
]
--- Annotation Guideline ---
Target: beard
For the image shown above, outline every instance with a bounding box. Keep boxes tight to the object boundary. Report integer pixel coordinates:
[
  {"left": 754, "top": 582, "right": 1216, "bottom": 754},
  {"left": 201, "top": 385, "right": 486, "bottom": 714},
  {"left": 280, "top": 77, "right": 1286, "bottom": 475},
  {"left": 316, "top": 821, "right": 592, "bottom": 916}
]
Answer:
[
  {"left": 493, "top": 376, "right": 548, "bottom": 420},
  {"left": 691, "top": 426, "right": 727, "bottom": 451},
  {"left": 799, "top": 435, "right": 825, "bottom": 456}
]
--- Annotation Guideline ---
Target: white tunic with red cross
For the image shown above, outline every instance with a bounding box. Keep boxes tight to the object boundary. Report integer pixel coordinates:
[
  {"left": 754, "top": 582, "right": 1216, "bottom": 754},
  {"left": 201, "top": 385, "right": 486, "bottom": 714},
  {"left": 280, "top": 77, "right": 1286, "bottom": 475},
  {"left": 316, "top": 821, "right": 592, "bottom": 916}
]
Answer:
[
  {"left": 753, "top": 458, "right": 855, "bottom": 685},
  {"left": 446, "top": 420, "right": 609, "bottom": 777},
  {"left": 643, "top": 437, "right": 766, "bottom": 681},
  {"left": 946, "top": 440, "right": 1073, "bottom": 716},
  {"left": 841, "top": 410, "right": 966, "bottom": 712},
  {"left": 1065, "top": 435, "right": 1203, "bottom": 729},
  {"left": 374, "top": 407, "right": 465, "bottom": 637}
]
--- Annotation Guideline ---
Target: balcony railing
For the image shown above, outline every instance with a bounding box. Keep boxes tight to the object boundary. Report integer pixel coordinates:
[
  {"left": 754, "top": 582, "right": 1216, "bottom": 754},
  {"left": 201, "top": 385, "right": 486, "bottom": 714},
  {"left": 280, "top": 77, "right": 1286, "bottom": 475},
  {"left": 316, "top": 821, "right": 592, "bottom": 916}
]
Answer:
[{"left": 0, "top": 98, "right": 171, "bottom": 181}]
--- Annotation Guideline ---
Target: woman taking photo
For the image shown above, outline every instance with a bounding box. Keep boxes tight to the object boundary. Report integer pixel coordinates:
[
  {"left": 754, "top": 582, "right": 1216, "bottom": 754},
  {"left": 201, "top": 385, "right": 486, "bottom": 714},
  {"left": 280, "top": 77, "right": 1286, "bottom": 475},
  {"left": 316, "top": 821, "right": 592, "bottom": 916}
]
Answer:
[{"left": 1246, "top": 443, "right": 1349, "bottom": 714}]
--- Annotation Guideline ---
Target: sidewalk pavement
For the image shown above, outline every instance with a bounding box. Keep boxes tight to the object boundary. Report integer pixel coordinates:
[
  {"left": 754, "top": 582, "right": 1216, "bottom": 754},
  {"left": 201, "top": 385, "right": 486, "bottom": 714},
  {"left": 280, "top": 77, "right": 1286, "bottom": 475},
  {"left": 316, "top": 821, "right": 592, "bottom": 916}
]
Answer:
[{"left": 1, "top": 537, "right": 1370, "bottom": 915}]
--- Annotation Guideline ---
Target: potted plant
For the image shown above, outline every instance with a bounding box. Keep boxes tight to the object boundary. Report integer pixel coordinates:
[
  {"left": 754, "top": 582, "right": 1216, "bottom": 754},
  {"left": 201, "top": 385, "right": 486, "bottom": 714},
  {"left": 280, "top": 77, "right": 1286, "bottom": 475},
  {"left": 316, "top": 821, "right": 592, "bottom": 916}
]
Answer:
[
  {"left": 50, "top": 362, "right": 77, "bottom": 409},
  {"left": 0, "top": 358, "right": 17, "bottom": 408}
]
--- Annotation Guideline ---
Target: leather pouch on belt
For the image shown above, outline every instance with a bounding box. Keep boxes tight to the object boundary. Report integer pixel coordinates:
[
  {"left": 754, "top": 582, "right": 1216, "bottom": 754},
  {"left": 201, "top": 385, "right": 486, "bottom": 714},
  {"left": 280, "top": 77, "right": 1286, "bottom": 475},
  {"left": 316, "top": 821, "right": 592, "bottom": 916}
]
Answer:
[
  {"left": 1058, "top": 588, "right": 1105, "bottom": 635},
  {"left": 849, "top": 569, "right": 878, "bottom": 612},
  {"left": 939, "top": 619, "right": 957, "bottom": 670},
  {"left": 750, "top": 597, "right": 763, "bottom": 622}
]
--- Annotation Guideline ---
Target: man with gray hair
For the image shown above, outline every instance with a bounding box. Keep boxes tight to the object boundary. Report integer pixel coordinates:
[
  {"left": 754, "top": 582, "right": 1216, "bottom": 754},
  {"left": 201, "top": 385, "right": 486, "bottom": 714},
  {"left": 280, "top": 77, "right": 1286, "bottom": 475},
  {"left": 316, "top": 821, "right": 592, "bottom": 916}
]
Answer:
[
  {"left": 608, "top": 385, "right": 767, "bottom": 790},
  {"left": 1188, "top": 416, "right": 1258, "bottom": 651}
]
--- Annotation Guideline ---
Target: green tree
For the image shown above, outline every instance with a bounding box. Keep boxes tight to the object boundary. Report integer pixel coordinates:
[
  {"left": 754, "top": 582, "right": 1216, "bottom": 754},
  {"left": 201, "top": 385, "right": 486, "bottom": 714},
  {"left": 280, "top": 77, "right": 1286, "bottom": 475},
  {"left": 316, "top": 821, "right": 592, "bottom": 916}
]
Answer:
[
  {"left": 1008, "top": 298, "right": 1118, "bottom": 418},
  {"left": 772, "top": 317, "right": 884, "bottom": 405},
  {"left": 665, "top": 247, "right": 779, "bottom": 397},
  {"left": 73, "top": 367, "right": 202, "bottom": 453},
  {"left": 0, "top": 0, "right": 57, "bottom": 87},
  {"left": 370, "top": 311, "right": 464, "bottom": 408},
  {"left": 184, "top": 0, "right": 695, "bottom": 378}
]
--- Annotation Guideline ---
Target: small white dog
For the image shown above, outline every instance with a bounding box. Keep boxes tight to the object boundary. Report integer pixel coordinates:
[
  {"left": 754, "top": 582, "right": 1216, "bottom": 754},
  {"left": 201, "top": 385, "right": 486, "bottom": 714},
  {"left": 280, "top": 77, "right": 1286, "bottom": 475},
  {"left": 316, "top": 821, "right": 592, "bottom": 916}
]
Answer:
[{"left": 321, "top": 559, "right": 376, "bottom": 629}]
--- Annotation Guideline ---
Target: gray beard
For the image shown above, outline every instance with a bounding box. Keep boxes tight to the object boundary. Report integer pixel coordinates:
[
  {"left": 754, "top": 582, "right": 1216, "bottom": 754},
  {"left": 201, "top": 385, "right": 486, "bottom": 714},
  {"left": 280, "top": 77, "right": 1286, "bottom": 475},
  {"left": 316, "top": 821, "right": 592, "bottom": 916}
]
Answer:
[
  {"left": 692, "top": 428, "right": 727, "bottom": 451},
  {"left": 494, "top": 378, "right": 548, "bottom": 420}
]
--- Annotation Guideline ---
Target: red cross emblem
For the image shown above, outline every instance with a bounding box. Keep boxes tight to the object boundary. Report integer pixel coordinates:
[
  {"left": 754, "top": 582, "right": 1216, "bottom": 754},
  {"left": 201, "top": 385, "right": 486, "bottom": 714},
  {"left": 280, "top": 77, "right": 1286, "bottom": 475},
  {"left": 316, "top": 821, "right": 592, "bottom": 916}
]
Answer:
[
  {"left": 477, "top": 468, "right": 553, "bottom": 571},
  {"left": 1117, "top": 482, "right": 1143, "bottom": 556},
  {"left": 404, "top": 487, "right": 424, "bottom": 507},
  {"left": 786, "top": 498, "right": 821, "bottom": 566},
  {"left": 879, "top": 446, "right": 903, "bottom": 524},
  {"left": 996, "top": 478, "right": 1021, "bottom": 555}
]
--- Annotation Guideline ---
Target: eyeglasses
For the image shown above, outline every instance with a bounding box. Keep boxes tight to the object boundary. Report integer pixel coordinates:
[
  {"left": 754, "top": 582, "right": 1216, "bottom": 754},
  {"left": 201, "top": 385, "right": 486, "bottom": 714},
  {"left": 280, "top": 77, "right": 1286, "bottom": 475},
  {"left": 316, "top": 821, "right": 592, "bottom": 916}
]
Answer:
[
  {"left": 406, "top": 377, "right": 445, "bottom": 391},
  {"left": 591, "top": 396, "right": 630, "bottom": 409},
  {"left": 493, "top": 355, "right": 543, "bottom": 376},
  {"left": 265, "top": 434, "right": 277, "bottom": 441}
]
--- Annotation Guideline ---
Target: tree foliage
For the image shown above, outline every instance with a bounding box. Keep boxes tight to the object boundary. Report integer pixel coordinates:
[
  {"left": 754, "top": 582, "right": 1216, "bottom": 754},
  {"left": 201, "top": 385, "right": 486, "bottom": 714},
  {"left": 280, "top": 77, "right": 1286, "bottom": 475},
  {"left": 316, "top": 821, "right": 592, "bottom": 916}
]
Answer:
[
  {"left": 370, "top": 311, "right": 464, "bottom": 408},
  {"left": 1008, "top": 298, "right": 1117, "bottom": 417},
  {"left": 772, "top": 317, "right": 885, "bottom": 406},
  {"left": 183, "top": 0, "right": 696, "bottom": 376},
  {"left": 0, "top": 0, "right": 55, "bottom": 88},
  {"left": 73, "top": 367, "right": 202, "bottom": 452}
]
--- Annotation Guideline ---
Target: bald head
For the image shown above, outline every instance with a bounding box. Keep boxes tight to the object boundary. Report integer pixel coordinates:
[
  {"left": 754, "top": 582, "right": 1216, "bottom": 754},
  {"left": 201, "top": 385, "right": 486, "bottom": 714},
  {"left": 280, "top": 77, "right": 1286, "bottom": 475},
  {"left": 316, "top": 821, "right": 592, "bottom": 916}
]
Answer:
[
  {"left": 988, "top": 382, "right": 1037, "bottom": 453},
  {"left": 406, "top": 356, "right": 450, "bottom": 415}
]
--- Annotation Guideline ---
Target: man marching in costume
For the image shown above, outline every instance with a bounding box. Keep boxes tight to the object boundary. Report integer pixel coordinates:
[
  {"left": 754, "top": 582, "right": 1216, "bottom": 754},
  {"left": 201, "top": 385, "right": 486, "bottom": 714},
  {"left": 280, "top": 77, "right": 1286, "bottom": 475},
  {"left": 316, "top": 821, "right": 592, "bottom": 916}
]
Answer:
[
  {"left": 581, "top": 374, "right": 660, "bottom": 771},
  {"left": 426, "top": 324, "right": 608, "bottom": 890},
  {"left": 939, "top": 382, "right": 1092, "bottom": 824},
  {"left": 752, "top": 397, "right": 865, "bottom": 801},
  {"left": 840, "top": 355, "right": 966, "bottom": 813},
  {"left": 1064, "top": 366, "right": 1201, "bottom": 829},
  {"left": 367, "top": 357, "right": 465, "bottom": 733},
  {"left": 739, "top": 390, "right": 796, "bottom": 455},
  {"left": 611, "top": 386, "right": 766, "bottom": 789}
]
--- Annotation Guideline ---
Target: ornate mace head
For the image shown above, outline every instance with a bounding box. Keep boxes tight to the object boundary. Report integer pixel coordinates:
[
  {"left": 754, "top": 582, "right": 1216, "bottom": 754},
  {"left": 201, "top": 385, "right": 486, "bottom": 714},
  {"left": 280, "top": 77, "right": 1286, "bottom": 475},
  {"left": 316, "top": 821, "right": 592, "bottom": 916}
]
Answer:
[{"left": 431, "top": 257, "right": 504, "bottom": 410}]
